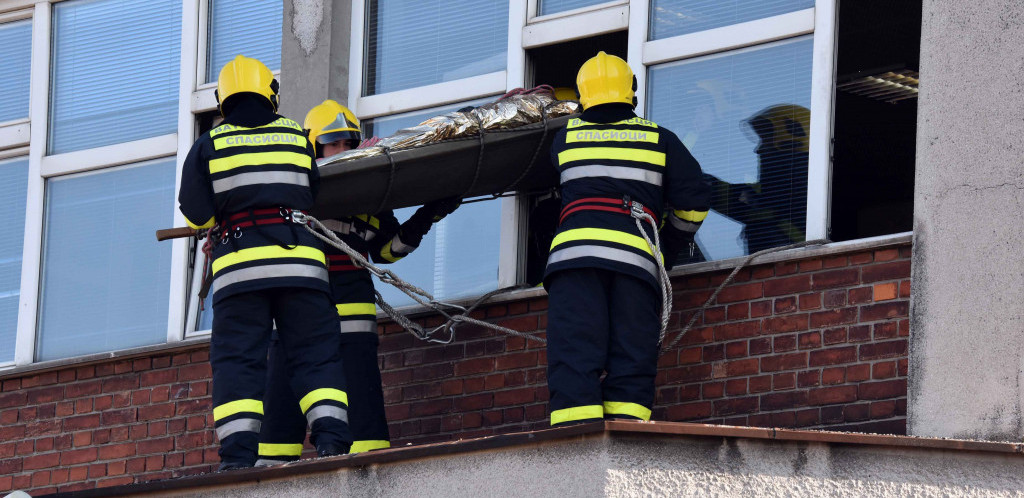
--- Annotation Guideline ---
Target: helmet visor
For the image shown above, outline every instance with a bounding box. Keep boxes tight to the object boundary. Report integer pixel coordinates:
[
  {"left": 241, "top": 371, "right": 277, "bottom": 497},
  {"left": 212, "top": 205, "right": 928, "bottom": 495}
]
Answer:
[{"left": 317, "top": 130, "right": 362, "bottom": 144}]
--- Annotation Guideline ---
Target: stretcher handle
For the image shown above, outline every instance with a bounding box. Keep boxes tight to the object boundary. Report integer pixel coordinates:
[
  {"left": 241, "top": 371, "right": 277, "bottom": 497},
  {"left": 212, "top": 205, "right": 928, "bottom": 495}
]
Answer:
[{"left": 156, "top": 227, "right": 196, "bottom": 241}]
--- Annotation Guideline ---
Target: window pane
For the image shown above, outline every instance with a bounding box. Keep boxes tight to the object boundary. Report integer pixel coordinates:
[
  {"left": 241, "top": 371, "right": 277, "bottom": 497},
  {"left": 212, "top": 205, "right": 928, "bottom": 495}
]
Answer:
[
  {"left": 539, "top": 0, "right": 614, "bottom": 16},
  {"left": 206, "top": 0, "right": 282, "bottom": 82},
  {"left": 0, "top": 19, "right": 31, "bottom": 123},
  {"left": 647, "top": 36, "right": 813, "bottom": 260},
  {"left": 364, "top": 100, "right": 502, "bottom": 307},
  {"left": 38, "top": 159, "right": 175, "bottom": 361},
  {"left": 651, "top": 0, "right": 813, "bottom": 40},
  {"left": 0, "top": 157, "right": 28, "bottom": 363},
  {"left": 49, "top": 0, "right": 181, "bottom": 154},
  {"left": 364, "top": 0, "right": 508, "bottom": 95}
]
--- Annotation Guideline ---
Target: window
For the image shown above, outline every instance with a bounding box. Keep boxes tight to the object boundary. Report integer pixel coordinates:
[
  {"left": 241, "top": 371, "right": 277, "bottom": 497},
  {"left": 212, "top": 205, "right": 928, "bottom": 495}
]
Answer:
[
  {"left": 0, "top": 157, "right": 28, "bottom": 364},
  {"left": 48, "top": 0, "right": 181, "bottom": 154},
  {"left": 364, "top": 0, "right": 509, "bottom": 95},
  {"left": 365, "top": 98, "right": 502, "bottom": 307},
  {"left": 650, "top": 0, "right": 814, "bottom": 40},
  {"left": 37, "top": 158, "right": 175, "bottom": 361},
  {"left": 538, "top": 0, "right": 617, "bottom": 17},
  {"left": 0, "top": 19, "right": 31, "bottom": 124},
  {"left": 648, "top": 36, "right": 813, "bottom": 261},
  {"left": 206, "top": 0, "right": 282, "bottom": 82}
]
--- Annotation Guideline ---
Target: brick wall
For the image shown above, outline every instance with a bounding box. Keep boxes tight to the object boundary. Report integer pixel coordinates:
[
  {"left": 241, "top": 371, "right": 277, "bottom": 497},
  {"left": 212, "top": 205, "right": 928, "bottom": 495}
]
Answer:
[{"left": 0, "top": 242, "right": 911, "bottom": 495}]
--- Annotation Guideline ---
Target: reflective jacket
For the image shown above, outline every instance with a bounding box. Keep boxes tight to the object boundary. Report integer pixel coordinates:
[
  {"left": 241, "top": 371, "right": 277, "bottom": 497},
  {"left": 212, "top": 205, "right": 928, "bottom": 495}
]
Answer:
[
  {"left": 544, "top": 103, "right": 711, "bottom": 290},
  {"left": 178, "top": 106, "right": 328, "bottom": 304}
]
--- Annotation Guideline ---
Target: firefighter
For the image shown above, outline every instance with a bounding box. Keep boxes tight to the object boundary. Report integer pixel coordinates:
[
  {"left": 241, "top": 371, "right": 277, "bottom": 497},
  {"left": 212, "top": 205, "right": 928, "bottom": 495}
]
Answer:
[
  {"left": 178, "top": 56, "right": 352, "bottom": 469},
  {"left": 256, "top": 100, "right": 459, "bottom": 465},
  {"left": 544, "top": 52, "right": 711, "bottom": 426}
]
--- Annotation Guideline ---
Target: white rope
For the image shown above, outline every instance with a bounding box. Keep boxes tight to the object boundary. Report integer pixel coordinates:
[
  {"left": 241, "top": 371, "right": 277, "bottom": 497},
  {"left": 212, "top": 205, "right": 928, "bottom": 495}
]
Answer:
[
  {"left": 629, "top": 204, "right": 673, "bottom": 345},
  {"left": 292, "top": 212, "right": 546, "bottom": 345}
]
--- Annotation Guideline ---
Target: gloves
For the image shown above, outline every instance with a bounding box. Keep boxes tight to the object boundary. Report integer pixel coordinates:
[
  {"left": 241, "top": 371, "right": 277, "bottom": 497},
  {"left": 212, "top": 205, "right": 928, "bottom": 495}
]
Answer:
[{"left": 423, "top": 196, "right": 461, "bottom": 222}]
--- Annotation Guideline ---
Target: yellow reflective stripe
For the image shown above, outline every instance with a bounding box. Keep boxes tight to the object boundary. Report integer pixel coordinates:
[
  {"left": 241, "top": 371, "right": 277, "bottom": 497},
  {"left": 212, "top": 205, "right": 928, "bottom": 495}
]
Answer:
[
  {"left": 212, "top": 245, "right": 326, "bottom": 275},
  {"left": 185, "top": 215, "right": 215, "bottom": 230},
  {"left": 558, "top": 147, "right": 665, "bottom": 166},
  {"left": 550, "top": 228, "right": 654, "bottom": 256},
  {"left": 336, "top": 303, "right": 376, "bottom": 316},
  {"left": 258, "top": 443, "right": 303, "bottom": 457},
  {"left": 209, "top": 151, "right": 312, "bottom": 174},
  {"left": 213, "top": 132, "right": 302, "bottom": 150},
  {"left": 673, "top": 209, "right": 708, "bottom": 223},
  {"left": 565, "top": 129, "right": 659, "bottom": 144},
  {"left": 565, "top": 117, "right": 658, "bottom": 129},
  {"left": 350, "top": 440, "right": 390, "bottom": 453},
  {"left": 550, "top": 405, "right": 603, "bottom": 425},
  {"left": 213, "top": 399, "right": 264, "bottom": 421},
  {"left": 355, "top": 214, "right": 380, "bottom": 229},
  {"left": 603, "top": 401, "right": 652, "bottom": 421},
  {"left": 210, "top": 118, "right": 302, "bottom": 137},
  {"left": 379, "top": 240, "right": 401, "bottom": 263},
  {"left": 298, "top": 388, "right": 349, "bottom": 414}
]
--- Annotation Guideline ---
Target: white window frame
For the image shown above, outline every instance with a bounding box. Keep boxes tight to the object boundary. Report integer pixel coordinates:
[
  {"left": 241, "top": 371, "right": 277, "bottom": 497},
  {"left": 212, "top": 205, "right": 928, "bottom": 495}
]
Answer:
[
  {"left": 528, "top": 0, "right": 627, "bottom": 23},
  {"left": 0, "top": 8, "right": 34, "bottom": 152}
]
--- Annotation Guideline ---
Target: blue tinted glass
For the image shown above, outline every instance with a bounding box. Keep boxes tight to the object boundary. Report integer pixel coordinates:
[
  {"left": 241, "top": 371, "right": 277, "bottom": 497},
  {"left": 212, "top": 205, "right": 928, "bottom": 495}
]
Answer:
[
  {"left": 0, "top": 158, "right": 28, "bottom": 363},
  {"left": 365, "top": 100, "right": 502, "bottom": 307},
  {"left": 539, "top": 0, "right": 613, "bottom": 16},
  {"left": 0, "top": 20, "right": 31, "bottom": 123},
  {"left": 651, "top": 0, "right": 813, "bottom": 39},
  {"left": 365, "top": 0, "right": 508, "bottom": 95},
  {"left": 647, "top": 36, "right": 813, "bottom": 260},
  {"left": 206, "top": 0, "right": 282, "bottom": 82},
  {"left": 49, "top": 0, "right": 181, "bottom": 154},
  {"left": 38, "top": 159, "right": 175, "bottom": 361}
]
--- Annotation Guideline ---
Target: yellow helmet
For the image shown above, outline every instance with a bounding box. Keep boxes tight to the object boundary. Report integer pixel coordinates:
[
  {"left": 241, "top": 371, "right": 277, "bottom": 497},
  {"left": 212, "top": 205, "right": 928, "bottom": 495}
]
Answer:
[
  {"left": 745, "top": 104, "right": 811, "bottom": 153},
  {"left": 216, "top": 55, "right": 279, "bottom": 115},
  {"left": 304, "top": 100, "right": 362, "bottom": 154},
  {"left": 553, "top": 87, "right": 578, "bottom": 101},
  {"left": 576, "top": 51, "right": 636, "bottom": 110}
]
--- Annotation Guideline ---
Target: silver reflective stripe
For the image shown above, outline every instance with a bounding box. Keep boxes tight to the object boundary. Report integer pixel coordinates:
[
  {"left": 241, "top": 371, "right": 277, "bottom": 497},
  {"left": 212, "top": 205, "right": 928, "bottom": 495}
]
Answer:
[
  {"left": 321, "top": 218, "right": 352, "bottom": 234},
  {"left": 340, "top": 320, "right": 377, "bottom": 333},
  {"left": 211, "top": 171, "right": 310, "bottom": 193},
  {"left": 306, "top": 404, "right": 349, "bottom": 425},
  {"left": 560, "top": 164, "right": 663, "bottom": 186},
  {"left": 389, "top": 234, "right": 415, "bottom": 254},
  {"left": 669, "top": 213, "right": 701, "bottom": 233},
  {"left": 547, "top": 244, "right": 657, "bottom": 279},
  {"left": 216, "top": 418, "right": 261, "bottom": 440},
  {"left": 212, "top": 263, "right": 328, "bottom": 295}
]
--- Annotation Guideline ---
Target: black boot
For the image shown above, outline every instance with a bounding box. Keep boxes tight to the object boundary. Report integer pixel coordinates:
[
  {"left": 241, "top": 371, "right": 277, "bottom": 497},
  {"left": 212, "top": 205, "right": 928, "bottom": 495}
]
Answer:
[{"left": 316, "top": 442, "right": 351, "bottom": 458}]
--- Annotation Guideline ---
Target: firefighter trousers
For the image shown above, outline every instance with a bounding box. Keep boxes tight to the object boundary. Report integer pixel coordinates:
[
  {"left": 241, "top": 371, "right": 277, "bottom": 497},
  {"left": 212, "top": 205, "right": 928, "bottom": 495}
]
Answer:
[
  {"left": 210, "top": 287, "right": 352, "bottom": 466},
  {"left": 259, "top": 330, "right": 389, "bottom": 463},
  {"left": 546, "top": 268, "right": 660, "bottom": 426}
]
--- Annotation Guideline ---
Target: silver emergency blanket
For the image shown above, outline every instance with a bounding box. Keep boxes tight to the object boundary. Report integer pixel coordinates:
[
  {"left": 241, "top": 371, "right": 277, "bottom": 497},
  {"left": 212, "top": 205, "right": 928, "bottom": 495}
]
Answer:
[{"left": 320, "top": 92, "right": 580, "bottom": 167}]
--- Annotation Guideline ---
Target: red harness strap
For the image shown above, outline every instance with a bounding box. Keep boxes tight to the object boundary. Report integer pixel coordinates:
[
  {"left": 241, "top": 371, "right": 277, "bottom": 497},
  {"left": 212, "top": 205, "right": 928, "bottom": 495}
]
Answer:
[
  {"left": 327, "top": 253, "right": 369, "bottom": 272},
  {"left": 225, "top": 207, "right": 306, "bottom": 231},
  {"left": 559, "top": 197, "right": 658, "bottom": 225}
]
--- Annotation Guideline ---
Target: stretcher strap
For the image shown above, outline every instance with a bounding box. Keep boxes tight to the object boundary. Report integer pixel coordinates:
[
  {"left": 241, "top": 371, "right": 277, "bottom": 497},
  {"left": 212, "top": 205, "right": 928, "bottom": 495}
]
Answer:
[{"left": 374, "top": 148, "right": 398, "bottom": 216}]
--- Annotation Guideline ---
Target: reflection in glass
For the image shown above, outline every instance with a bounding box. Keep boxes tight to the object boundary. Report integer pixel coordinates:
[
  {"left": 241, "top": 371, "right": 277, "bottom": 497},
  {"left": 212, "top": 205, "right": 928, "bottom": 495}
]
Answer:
[
  {"left": 38, "top": 159, "right": 175, "bottom": 361},
  {"left": 206, "top": 0, "right": 283, "bottom": 82},
  {"left": 364, "top": 0, "right": 508, "bottom": 95},
  {"left": 539, "top": 0, "right": 614, "bottom": 16},
  {"left": 650, "top": 0, "right": 813, "bottom": 40},
  {"left": 648, "top": 36, "right": 813, "bottom": 260},
  {"left": 0, "top": 20, "right": 31, "bottom": 123},
  {"left": 49, "top": 0, "right": 181, "bottom": 154},
  {"left": 0, "top": 158, "right": 28, "bottom": 363}
]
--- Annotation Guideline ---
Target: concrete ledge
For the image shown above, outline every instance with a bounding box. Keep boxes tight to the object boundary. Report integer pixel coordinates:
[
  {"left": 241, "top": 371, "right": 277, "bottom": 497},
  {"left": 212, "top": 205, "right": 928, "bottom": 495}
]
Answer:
[{"left": 40, "top": 420, "right": 1024, "bottom": 498}]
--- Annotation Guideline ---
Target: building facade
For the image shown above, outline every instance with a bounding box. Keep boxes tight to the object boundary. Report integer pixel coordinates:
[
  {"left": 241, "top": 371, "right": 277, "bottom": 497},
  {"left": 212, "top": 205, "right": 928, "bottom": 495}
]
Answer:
[{"left": 1, "top": 0, "right": 1010, "bottom": 495}]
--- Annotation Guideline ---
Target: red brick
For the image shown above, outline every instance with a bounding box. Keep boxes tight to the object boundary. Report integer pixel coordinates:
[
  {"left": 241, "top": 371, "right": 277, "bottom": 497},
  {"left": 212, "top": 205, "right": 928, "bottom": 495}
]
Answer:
[
  {"left": 873, "top": 322, "right": 898, "bottom": 340},
  {"left": 724, "top": 358, "right": 759, "bottom": 377},
  {"left": 725, "top": 379, "right": 747, "bottom": 396},
  {"left": 494, "top": 388, "right": 536, "bottom": 407},
  {"left": 752, "top": 266, "right": 775, "bottom": 279},
  {"left": 703, "top": 344, "right": 725, "bottom": 362},
  {"left": 808, "top": 385, "right": 858, "bottom": 405},
  {"left": 702, "top": 382, "right": 724, "bottom": 399},
  {"left": 822, "top": 367, "right": 845, "bottom": 385},
  {"left": 849, "top": 252, "right": 873, "bottom": 265},
  {"left": 410, "top": 399, "right": 453, "bottom": 416},
  {"left": 899, "top": 280, "right": 912, "bottom": 298},
  {"left": 809, "top": 346, "right": 857, "bottom": 367},
  {"left": 862, "top": 261, "right": 911, "bottom": 283},
  {"left": 775, "top": 261, "right": 798, "bottom": 276},
  {"left": 898, "top": 358, "right": 909, "bottom": 376},
  {"left": 846, "top": 364, "right": 870, "bottom": 382},
  {"left": 749, "top": 338, "right": 771, "bottom": 355},
  {"left": 679, "top": 347, "right": 702, "bottom": 365},
  {"left": 665, "top": 402, "right": 712, "bottom": 421},
  {"left": 97, "top": 443, "right": 136, "bottom": 460},
  {"left": 861, "top": 302, "right": 909, "bottom": 322},
  {"left": 848, "top": 325, "right": 871, "bottom": 342},
  {"left": 749, "top": 375, "right": 772, "bottom": 393},
  {"left": 713, "top": 397, "right": 758, "bottom": 416},
  {"left": 764, "top": 275, "right": 811, "bottom": 297},
  {"left": 773, "top": 335, "right": 796, "bottom": 352},
  {"left": 797, "top": 370, "right": 820, "bottom": 388},
  {"left": 726, "top": 303, "right": 749, "bottom": 320},
  {"left": 774, "top": 297, "right": 797, "bottom": 314},
  {"left": 848, "top": 287, "right": 872, "bottom": 305},
  {"left": 773, "top": 373, "right": 796, "bottom": 390},
  {"left": 64, "top": 414, "right": 100, "bottom": 431},
  {"left": 870, "top": 400, "right": 896, "bottom": 418},
  {"left": 454, "top": 358, "right": 494, "bottom": 376},
  {"left": 455, "top": 393, "right": 493, "bottom": 411},
  {"left": 799, "top": 259, "right": 823, "bottom": 272},
  {"left": 873, "top": 283, "right": 898, "bottom": 301},
  {"left": 102, "top": 376, "right": 139, "bottom": 393},
  {"left": 809, "top": 308, "right": 858, "bottom": 328},
  {"left": 859, "top": 340, "right": 908, "bottom": 361},
  {"left": 715, "top": 321, "right": 760, "bottom": 341},
  {"left": 823, "top": 289, "right": 846, "bottom": 308},
  {"left": 496, "top": 315, "right": 538, "bottom": 332},
  {"left": 23, "top": 452, "right": 59, "bottom": 471},
  {"left": 812, "top": 269, "right": 859, "bottom": 290},
  {"left": 725, "top": 341, "right": 747, "bottom": 358},
  {"left": 138, "top": 403, "right": 175, "bottom": 421},
  {"left": 703, "top": 306, "right": 726, "bottom": 324},
  {"left": 61, "top": 448, "right": 98, "bottom": 465},
  {"left": 750, "top": 300, "right": 772, "bottom": 318},
  {"left": 799, "top": 292, "right": 821, "bottom": 310},
  {"left": 859, "top": 379, "right": 907, "bottom": 400},
  {"left": 798, "top": 332, "right": 821, "bottom": 349},
  {"left": 101, "top": 409, "right": 137, "bottom": 426},
  {"left": 495, "top": 352, "right": 537, "bottom": 371},
  {"left": 874, "top": 248, "right": 899, "bottom": 262},
  {"left": 763, "top": 315, "right": 808, "bottom": 334},
  {"left": 761, "top": 391, "right": 808, "bottom": 410},
  {"left": 761, "top": 353, "right": 806, "bottom": 372},
  {"left": 717, "top": 282, "right": 763, "bottom": 303},
  {"left": 26, "top": 386, "right": 64, "bottom": 404},
  {"left": 138, "top": 437, "right": 173, "bottom": 455}
]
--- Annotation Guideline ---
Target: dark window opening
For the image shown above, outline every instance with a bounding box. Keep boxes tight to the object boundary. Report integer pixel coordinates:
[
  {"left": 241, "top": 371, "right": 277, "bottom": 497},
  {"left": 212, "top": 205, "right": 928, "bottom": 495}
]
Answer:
[
  {"left": 523, "top": 31, "right": 629, "bottom": 286},
  {"left": 830, "top": 0, "right": 921, "bottom": 242}
]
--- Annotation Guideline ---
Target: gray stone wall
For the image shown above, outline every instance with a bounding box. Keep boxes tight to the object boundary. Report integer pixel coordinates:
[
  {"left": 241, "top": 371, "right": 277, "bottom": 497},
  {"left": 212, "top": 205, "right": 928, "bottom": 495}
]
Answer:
[
  {"left": 278, "top": 0, "right": 352, "bottom": 122},
  {"left": 909, "top": 0, "right": 1024, "bottom": 440}
]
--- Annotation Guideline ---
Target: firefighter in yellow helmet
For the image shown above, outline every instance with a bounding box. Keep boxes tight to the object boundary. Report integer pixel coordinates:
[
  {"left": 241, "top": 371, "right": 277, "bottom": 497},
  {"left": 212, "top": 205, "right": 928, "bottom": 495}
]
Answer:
[
  {"left": 543, "top": 52, "right": 711, "bottom": 426},
  {"left": 255, "top": 100, "right": 459, "bottom": 465},
  {"left": 177, "top": 56, "right": 352, "bottom": 469}
]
